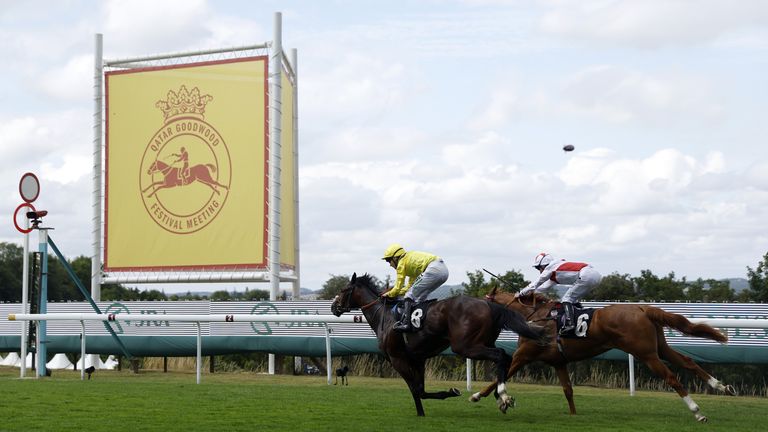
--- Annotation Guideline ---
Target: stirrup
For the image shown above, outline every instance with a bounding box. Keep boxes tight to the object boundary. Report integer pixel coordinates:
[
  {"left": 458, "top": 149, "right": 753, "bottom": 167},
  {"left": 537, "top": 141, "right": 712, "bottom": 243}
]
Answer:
[
  {"left": 393, "top": 320, "right": 411, "bottom": 332},
  {"left": 559, "top": 325, "right": 574, "bottom": 335}
]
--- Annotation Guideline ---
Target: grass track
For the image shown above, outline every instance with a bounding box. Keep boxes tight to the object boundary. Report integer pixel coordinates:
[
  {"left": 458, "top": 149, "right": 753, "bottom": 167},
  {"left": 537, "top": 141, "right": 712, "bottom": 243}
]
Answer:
[{"left": 0, "top": 367, "right": 765, "bottom": 432}]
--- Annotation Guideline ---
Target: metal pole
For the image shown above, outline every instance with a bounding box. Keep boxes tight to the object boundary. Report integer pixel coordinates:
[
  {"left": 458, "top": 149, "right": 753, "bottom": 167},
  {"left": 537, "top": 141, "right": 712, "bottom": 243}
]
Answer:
[
  {"left": 290, "top": 47, "right": 300, "bottom": 302},
  {"left": 20, "top": 219, "right": 29, "bottom": 378},
  {"left": 36, "top": 229, "right": 49, "bottom": 377},
  {"left": 34, "top": 320, "right": 39, "bottom": 376},
  {"left": 268, "top": 11, "right": 283, "bottom": 376},
  {"left": 104, "top": 43, "right": 269, "bottom": 67},
  {"left": 196, "top": 322, "right": 202, "bottom": 384},
  {"left": 80, "top": 320, "right": 86, "bottom": 381},
  {"left": 628, "top": 353, "right": 636, "bottom": 396},
  {"left": 290, "top": 47, "right": 301, "bottom": 377},
  {"left": 10, "top": 313, "right": 366, "bottom": 324},
  {"left": 92, "top": 33, "right": 103, "bottom": 301},
  {"left": 466, "top": 358, "right": 472, "bottom": 391},
  {"left": 325, "top": 324, "right": 332, "bottom": 385}
]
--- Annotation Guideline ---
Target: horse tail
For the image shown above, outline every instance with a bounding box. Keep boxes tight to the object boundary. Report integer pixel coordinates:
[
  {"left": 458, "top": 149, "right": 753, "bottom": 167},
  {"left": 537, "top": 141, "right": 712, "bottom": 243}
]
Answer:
[
  {"left": 206, "top": 164, "right": 216, "bottom": 173},
  {"left": 489, "top": 302, "right": 548, "bottom": 342},
  {"left": 644, "top": 306, "right": 728, "bottom": 343}
]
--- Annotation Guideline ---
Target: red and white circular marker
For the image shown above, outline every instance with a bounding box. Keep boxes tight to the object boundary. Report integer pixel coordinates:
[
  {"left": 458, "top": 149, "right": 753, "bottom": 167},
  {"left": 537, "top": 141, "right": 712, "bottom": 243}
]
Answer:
[{"left": 13, "top": 203, "right": 36, "bottom": 234}]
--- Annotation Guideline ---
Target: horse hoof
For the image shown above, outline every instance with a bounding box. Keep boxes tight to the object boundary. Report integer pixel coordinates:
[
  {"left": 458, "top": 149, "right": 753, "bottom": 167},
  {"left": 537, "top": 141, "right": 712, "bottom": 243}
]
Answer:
[
  {"left": 696, "top": 414, "right": 708, "bottom": 423},
  {"left": 450, "top": 388, "right": 461, "bottom": 396},
  {"left": 498, "top": 402, "right": 508, "bottom": 414},
  {"left": 497, "top": 395, "right": 514, "bottom": 414},
  {"left": 724, "top": 384, "right": 737, "bottom": 396},
  {"left": 497, "top": 401, "right": 511, "bottom": 414},
  {"left": 469, "top": 392, "right": 481, "bottom": 403}
]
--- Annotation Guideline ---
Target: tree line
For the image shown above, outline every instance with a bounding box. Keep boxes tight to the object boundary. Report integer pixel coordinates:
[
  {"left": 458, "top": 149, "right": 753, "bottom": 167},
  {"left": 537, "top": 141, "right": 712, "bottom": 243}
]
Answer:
[
  {"left": 0, "top": 242, "right": 269, "bottom": 302},
  {"left": 317, "top": 252, "right": 768, "bottom": 303},
  {"left": 1, "top": 241, "right": 767, "bottom": 303}
]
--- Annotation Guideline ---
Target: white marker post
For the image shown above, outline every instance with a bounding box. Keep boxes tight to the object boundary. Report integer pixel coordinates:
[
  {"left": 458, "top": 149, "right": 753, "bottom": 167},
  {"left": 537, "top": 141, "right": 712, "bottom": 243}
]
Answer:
[{"left": 15, "top": 172, "right": 41, "bottom": 378}]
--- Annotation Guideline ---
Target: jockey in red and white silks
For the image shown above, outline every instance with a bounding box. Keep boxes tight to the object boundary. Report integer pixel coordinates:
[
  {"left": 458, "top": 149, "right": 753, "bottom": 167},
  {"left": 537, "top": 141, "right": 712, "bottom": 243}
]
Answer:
[
  {"left": 518, "top": 253, "right": 602, "bottom": 334},
  {"left": 519, "top": 258, "right": 601, "bottom": 303}
]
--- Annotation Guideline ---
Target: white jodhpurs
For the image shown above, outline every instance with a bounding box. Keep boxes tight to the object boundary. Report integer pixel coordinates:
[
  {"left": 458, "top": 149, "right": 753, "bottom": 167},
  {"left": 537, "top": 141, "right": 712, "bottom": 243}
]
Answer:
[
  {"left": 561, "top": 266, "right": 602, "bottom": 303},
  {"left": 405, "top": 259, "right": 449, "bottom": 302}
]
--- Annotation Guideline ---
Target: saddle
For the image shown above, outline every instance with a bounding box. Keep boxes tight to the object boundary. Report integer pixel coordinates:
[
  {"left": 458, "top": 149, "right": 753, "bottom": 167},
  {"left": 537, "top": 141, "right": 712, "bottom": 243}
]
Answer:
[
  {"left": 392, "top": 299, "right": 437, "bottom": 332},
  {"left": 549, "top": 302, "right": 595, "bottom": 338}
]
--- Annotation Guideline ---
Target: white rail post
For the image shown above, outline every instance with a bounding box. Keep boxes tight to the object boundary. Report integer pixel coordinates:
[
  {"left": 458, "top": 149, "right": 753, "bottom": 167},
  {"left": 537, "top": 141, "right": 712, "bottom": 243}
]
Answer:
[
  {"left": 196, "top": 322, "right": 202, "bottom": 384},
  {"left": 628, "top": 353, "right": 636, "bottom": 396},
  {"left": 80, "top": 320, "right": 86, "bottom": 381},
  {"left": 325, "top": 324, "right": 332, "bottom": 385},
  {"left": 466, "top": 358, "right": 473, "bottom": 391}
]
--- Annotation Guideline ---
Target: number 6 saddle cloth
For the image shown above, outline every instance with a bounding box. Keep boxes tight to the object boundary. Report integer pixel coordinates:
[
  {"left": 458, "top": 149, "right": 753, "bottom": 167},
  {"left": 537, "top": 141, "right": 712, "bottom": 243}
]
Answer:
[{"left": 549, "top": 302, "right": 596, "bottom": 338}]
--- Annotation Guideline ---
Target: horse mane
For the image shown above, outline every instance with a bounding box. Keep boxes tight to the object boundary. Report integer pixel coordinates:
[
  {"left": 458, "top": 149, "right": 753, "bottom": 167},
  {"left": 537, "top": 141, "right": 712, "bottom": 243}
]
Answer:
[{"left": 352, "top": 273, "right": 380, "bottom": 294}]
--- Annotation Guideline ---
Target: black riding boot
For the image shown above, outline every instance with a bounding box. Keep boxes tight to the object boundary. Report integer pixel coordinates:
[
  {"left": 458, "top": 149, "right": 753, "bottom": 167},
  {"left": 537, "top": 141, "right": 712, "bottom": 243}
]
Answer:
[
  {"left": 393, "top": 298, "right": 414, "bottom": 332},
  {"left": 559, "top": 302, "right": 575, "bottom": 335}
]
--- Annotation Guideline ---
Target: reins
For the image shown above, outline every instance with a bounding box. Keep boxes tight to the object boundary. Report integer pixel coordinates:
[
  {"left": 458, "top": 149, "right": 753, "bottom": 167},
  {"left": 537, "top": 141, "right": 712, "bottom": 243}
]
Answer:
[
  {"left": 360, "top": 298, "right": 380, "bottom": 311},
  {"left": 486, "top": 292, "right": 549, "bottom": 323},
  {"left": 339, "top": 281, "right": 383, "bottom": 314}
]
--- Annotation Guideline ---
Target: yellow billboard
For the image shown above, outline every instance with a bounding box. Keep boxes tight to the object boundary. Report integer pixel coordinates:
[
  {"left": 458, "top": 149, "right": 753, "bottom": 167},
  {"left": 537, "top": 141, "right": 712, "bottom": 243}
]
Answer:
[{"left": 104, "top": 58, "right": 269, "bottom": 271}]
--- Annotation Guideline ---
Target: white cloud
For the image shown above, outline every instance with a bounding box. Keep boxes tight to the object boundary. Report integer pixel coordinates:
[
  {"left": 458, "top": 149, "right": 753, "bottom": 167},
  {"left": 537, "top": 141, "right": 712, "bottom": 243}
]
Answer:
[
  {"left": 470, "top": 65, "right": 724, "bottom": 128},
  {"left": 610, "top": 217, "right": 649, "bottom": 243},
  {"left": 745, "top": 161, "right": 768, "bottom": 190},
  {"left": 37, "top": 55, "right": 92, "bottom": 101},
  {"left": 539, "top": 0, "right": 768, "bottom": 48},
  {"left": 102, "top": 0, "right": 212, "bottom": 54},
  {"left": 301, "top": 53, "right": 408, "bottom": 126},
  {"left": 558, "top": 65, "right": 724, "bottom": 125},
  {"left": 40, "top": 155, "right": 92, "bottom": 185},
  {"left": 562, "top": 148, "right": 721, "bottom": 214}
]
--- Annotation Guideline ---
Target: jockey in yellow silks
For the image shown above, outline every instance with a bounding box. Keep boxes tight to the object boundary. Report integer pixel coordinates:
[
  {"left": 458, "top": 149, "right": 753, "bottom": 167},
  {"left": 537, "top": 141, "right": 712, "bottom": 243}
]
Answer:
[{"left": 381, "top": 243, "right": 449, "bottom": 332}]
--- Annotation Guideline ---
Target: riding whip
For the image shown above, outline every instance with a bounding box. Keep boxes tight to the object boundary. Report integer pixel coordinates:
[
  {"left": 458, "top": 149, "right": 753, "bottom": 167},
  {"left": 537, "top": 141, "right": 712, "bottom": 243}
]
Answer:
[{"left": 482, "top": 268, "right": 518, "bottom": 292}]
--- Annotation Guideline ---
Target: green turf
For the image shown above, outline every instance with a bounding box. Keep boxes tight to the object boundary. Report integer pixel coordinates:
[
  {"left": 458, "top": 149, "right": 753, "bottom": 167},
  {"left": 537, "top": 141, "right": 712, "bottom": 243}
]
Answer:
[{"left": 0, "top": 367, "right": 764, "bottom": 432}]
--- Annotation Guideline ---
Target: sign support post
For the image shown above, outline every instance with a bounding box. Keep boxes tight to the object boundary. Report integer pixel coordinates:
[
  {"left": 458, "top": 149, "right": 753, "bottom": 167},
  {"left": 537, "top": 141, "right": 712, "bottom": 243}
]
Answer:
[
  {"left": 16, "top": 172, "right": 40, "bottom": 378},
  {"left": 36, "top": 228, "right": 50, "bottom": 378},
  {"left": 20, "top": 218, "right": 29, "bottom": 378},
  {"left": 267, "top": 11, "right": 283, "bottom": 375}
]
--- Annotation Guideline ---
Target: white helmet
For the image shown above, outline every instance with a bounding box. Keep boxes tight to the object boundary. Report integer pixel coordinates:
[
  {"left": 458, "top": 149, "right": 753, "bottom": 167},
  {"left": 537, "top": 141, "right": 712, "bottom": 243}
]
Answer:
[{"left": 533, "top": 252, "right": 553, "bottom": 269}]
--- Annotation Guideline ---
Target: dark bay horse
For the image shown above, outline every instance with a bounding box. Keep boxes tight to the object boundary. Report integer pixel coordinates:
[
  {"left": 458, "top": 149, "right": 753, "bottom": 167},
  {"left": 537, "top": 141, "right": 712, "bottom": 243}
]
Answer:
[
  {"left": 472, "top": 288, "right": 736, "bottom": 422},
  {"left": 330, "top": 273, "right": 547, "bottom": 416},
  {"left": 143, "top": 160, "right": 228, "bottom": 197}
]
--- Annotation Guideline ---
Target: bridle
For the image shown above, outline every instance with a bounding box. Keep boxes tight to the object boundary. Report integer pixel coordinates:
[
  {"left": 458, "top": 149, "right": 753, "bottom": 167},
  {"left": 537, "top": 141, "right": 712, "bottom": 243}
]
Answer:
[{"left": 333, "top": 280, "right": 383, "bottom": 315}]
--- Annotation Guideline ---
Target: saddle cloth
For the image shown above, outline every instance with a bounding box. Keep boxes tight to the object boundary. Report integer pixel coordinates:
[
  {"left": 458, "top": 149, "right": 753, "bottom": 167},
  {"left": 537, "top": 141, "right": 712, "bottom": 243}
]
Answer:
[
  {"left": 549, "top": 302, "right": 596, "bottom": 338},
  {"left": 393, "top": 299, "right": 437, "bottom": 331}
]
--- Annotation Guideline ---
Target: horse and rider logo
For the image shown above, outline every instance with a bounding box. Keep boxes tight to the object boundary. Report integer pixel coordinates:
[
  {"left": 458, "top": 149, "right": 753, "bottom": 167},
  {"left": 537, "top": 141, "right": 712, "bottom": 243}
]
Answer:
[{"left": 139, "top": 85, "right": 231, "bottom": 234}]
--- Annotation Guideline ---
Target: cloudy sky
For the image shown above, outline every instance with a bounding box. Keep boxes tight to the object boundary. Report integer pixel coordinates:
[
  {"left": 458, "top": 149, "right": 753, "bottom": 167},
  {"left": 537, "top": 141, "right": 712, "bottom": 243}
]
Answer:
[{"left": 2, "top": 0, "right": 767, "bottom": 293}]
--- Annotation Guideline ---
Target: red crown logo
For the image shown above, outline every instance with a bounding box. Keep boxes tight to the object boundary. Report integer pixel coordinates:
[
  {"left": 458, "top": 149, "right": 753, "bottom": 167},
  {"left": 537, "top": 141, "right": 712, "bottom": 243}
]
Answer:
[{"left": 155, "top": 85, "right": 213, "bottom": 121}]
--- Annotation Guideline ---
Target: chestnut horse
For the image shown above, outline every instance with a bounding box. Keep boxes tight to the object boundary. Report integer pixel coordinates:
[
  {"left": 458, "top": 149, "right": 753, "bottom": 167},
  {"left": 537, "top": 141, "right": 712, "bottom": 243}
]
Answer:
[
  {"left": 471, "top": 289, "right": 736, "bottom": 422},
  {"left": 331, "top": 273, "right": 547, "bottom": 416}
]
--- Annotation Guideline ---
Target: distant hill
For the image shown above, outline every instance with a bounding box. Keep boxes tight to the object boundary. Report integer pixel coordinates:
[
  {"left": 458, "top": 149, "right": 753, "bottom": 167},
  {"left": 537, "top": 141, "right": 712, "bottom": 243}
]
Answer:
[
  {"left": 428, "top": 284, "right": 465, "bottom": 300},
  {"left": 726, "top": 278, "right": 749, "bottom": 292}
]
